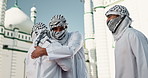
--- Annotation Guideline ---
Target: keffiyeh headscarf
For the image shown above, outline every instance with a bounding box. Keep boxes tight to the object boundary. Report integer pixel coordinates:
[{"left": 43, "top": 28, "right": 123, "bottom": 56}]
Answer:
[
  {"left": 105, "top": 5, "right": 132, "bottom": 41},
  {"left": 31, "top": 22, "right": 50, "bottom": 46},
  {"left": 49, "top": 15, "right": 68, "bottom": 41},
  {"left": 31, "top": 22, "right": 47, "bottom": 39},
  {"left": 105, "top": 5, "right": 131, "bottom": 33},
  {"left": 105, "top": 5, "right": 129, "bottom": 16}
]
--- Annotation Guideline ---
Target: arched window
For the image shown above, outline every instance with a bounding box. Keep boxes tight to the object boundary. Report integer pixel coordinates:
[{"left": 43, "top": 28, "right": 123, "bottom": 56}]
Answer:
[
  {"left": 1, "top": 28, "right": 3, "bottom": 32},
  {"left": 11, "top": 33, "right": 13, "bottom": 36},
  {"left": 29, "top": 37, "right": 31, "bottom": 40},
  {"left": 18, "top": 34, "right": 20, "bottom": 38},
  {"left": 25, "top": 36, "right": 27, "bottom": 40},
  {"left": 22, "top": 35, "right": 24, "bottom": 39},
  {"left": 7, "top": 32, "right": 9, "bottom": 36}
]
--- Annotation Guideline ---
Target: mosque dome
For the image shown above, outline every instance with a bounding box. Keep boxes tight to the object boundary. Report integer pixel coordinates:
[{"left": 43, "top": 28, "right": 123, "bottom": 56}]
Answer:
[{"left": 4, "top": 7, "right": 33, "bottom": 33}]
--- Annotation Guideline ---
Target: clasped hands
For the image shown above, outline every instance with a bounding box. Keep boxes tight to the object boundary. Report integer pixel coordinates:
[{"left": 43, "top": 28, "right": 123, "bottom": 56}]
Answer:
[{"left": 31, "top": 46, "right": 48, "bottom": 59}]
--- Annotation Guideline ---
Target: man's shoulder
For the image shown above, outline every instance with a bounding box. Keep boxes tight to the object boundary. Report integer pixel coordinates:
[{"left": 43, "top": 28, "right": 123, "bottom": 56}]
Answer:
[
  {"left": 126, "top": 28, "right": 143, "bottom": 35},
  {"left": 69, "top": 31, "right": 82, "bottom": 36},
  {"left": 126, "top": 28, "right": 147, "bottom": 40},
  {"left": 68, "top": 31, "right": 83, "bottom": 41}
]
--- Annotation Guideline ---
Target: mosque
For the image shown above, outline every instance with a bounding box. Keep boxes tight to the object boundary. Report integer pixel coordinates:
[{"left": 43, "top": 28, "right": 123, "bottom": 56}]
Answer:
[
  {"left": 0, "top": 0, "right": 148, "bottom": 78},
  {"left": 0, "top": 0, "right": 36, "bottom": 78}
]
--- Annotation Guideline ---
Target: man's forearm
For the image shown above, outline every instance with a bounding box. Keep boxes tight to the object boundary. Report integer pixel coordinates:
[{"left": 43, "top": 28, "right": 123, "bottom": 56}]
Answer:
[{"left": 31, "top": 46, "right": 48, "bottom": 59}]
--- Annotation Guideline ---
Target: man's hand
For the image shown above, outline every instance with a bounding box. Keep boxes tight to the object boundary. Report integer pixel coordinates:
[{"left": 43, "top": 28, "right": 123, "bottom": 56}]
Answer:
[{"left": 31, "top": 46, "right": 48, "bottom": 59}]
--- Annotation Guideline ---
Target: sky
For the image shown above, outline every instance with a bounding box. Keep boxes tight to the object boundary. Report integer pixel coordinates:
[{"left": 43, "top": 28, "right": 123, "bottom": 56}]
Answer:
[{"left": 7, "top": 0, "right": 84, "bottom": 35}]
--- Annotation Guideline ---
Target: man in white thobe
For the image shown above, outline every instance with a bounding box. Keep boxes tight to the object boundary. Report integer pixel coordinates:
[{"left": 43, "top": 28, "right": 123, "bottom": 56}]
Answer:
[
  {"left": 31, "top": 15, "right": 89, "bottom": 78},
  {"left": 105, "top": 5, "right": 148, "bottom": 78},
  {"left": 26, "top": 22, "right": 72, "bottom": 78}
]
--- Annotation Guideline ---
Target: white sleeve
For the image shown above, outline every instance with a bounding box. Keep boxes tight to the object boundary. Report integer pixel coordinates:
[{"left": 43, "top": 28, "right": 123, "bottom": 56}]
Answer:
[
  {"left": 40, "top": 36, "right": 73, "bottom": 71},
  {"left": 129, "top": 31, "right": 148, "bottom": 78},
  {"left": 55, "top": 57, "right": 73, "bottom": 71},
  {"left": 26, "top": 45, "right": 35, "bottom": 64},
  {"left": 46, "top": 31, "right": 83, "bottom": 60}
]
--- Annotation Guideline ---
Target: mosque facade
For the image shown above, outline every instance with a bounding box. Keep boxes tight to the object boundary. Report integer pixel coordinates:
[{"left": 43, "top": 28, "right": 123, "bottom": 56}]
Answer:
[{"left": 0, "top": 0, "right": 36, "bottom": 78}]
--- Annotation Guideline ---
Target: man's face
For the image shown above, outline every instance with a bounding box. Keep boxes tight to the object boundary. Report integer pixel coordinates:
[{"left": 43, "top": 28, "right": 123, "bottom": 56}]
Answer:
[
  {"left": 106, "top": 14, "right": 119, "bottom": 22},
  {"left": 51, "top": 26, "right": 66, "bottom": 32}
]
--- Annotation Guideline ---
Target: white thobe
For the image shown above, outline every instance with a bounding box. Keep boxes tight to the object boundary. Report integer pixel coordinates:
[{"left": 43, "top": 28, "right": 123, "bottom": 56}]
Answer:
[
  {"left": 46, "top": 31, "right": 89, "bottom": 78},
  {"left": 115, "top": 28, "right": 148, "bottom": 78},
  {"left": 113, "top": 16, "right": 148, "bottom": 78},
  {"left": 25, "top": 36, "right": 72, "bottom": 78}
]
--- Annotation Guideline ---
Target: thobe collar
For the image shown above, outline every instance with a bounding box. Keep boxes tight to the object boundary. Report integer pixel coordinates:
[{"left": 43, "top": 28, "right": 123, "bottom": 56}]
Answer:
[
  {"left": 58, "top": 31, "right": 69, "bottom": 45},
  {"left": 113, "top": 16, "right": 132, "bottom": 41}
]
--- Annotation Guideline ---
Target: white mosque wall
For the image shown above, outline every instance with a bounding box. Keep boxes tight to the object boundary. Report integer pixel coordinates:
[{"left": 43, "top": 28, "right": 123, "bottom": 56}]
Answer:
[
  {"left": 93, "top": 5, "right": 111, "bottom": 78},
  {"left": 0, "top": 25, "right": 32, "bottom": 78},
  {"left": 0, "top": 48, "right": 27, "bottom": 78},
  {"left": 123, "top": 0, "right": 148, "bottom": 38},
  {"left": 105, "top": 25, "right": 115, "bottom": 78},
  {"left": 84, "top": 0, "right": 97, "bottom": 77},
  {"left": 0, "top": 49, "right": 12, "bottom": 78},
  {"left": 0, "top": 0, "right": 7, "bottom": 25},
  {"left": 136, "top": 0, "right": 148, "bottom": 38},
  {"left": 0, "top": 0, "right": 35, "bottom": 78}
]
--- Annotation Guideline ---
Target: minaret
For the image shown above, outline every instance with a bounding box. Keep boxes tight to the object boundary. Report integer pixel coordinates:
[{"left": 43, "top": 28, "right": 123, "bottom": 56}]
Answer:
[
  {"left": 92, "top": 0, "right": 111, "bottom": 78},
  {"left": 14, "top": 0, "right": 19, "bottom": 8},
  {"left": 0, "top": 0, "right": 7, "bottom": 26},
  {"left": 30, "top": 5, "right": 37, "bottom": 24},
  {"left": 83, "top": 0, "right": 97, "bottom": 78}
]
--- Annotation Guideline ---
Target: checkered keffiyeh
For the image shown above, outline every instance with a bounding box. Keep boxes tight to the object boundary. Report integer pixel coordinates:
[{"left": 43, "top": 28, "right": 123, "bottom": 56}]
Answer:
[
  {"left": 49, "top": 15, "right": 67, "bottom": 29},
  {"left": 32, "top": 22, "right": 47, "bottom": 33},
  {"left": 105, "top": 5, "right": 129, "bottom": 16},
  {"left": 49, "top": 15, "right": 68, "bottom": 40},
  {"left": 31, "top": 22, "right": 51, "bottom": 46}
]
